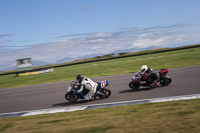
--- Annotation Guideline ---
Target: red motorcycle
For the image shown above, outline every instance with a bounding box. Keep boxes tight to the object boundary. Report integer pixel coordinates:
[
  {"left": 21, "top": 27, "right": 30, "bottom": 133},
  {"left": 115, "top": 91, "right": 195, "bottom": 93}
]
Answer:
[{"left": 129, "top": 69, "right": 172, "bottom": 90}]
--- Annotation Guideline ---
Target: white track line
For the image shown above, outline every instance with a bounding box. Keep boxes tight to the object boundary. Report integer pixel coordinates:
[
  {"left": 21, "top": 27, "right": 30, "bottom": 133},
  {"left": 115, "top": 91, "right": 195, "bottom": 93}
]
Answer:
[{"left": 0, "top": 94, "right": 200, "bottom": 118}]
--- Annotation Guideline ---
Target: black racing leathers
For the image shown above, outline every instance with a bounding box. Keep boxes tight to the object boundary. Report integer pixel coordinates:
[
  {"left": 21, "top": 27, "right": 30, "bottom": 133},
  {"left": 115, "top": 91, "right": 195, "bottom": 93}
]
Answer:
[{"left": 146, "top": 68, "right": 160, "bottom": 88}]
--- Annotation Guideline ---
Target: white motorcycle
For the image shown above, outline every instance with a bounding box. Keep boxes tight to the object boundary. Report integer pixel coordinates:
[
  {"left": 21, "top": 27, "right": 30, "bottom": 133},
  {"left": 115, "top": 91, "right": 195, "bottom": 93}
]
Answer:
[{"left": 65, "top": 80, "right": 111, "bottom": 102}]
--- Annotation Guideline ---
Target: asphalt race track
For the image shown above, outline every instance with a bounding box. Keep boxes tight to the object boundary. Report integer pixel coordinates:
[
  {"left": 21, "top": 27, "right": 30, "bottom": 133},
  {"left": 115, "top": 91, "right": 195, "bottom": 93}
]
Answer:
[{"left": 0, "top": 65, "right": 200, "bottom": 114}]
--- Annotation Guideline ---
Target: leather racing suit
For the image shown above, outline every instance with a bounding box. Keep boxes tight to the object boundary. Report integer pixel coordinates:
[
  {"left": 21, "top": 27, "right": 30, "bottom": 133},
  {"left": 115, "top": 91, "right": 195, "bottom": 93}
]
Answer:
[
  {"left": 145, "top": 68, "right": 160, "bottom": 88},
  {"left": 76, "top": 76, "right": 98, "bottom": 100}
]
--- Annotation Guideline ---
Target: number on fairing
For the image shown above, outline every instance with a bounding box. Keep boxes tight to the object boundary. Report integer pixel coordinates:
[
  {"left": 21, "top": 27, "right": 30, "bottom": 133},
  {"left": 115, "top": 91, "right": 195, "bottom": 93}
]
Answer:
[{"left": 100, "top": 81, "right": 107, "bottom": 88}]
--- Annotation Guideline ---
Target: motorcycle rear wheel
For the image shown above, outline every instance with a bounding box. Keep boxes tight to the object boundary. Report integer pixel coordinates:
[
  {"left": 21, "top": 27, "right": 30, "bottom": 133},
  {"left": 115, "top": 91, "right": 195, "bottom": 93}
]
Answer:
[
  {"left": 98, "top": 88, "right": 111, "bottom": 99},
  {"left": 160, "top": 76, "right": 172, "bottom": 86},
  {"left": 65, "top": 92, "right": 79, "bottom": 102}
]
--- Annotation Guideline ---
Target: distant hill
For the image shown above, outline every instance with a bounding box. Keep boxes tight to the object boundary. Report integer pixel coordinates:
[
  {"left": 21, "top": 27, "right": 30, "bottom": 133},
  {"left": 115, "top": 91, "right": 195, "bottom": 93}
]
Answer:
[{"left": 55, "top": 57, "right": 75, "bottom": 64}]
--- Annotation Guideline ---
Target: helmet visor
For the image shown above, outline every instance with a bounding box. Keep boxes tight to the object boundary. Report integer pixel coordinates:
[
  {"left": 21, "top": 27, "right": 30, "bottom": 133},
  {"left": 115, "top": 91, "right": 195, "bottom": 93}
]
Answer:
[{"left": 141, "top": 69, "right": 145, "bottom": 73}]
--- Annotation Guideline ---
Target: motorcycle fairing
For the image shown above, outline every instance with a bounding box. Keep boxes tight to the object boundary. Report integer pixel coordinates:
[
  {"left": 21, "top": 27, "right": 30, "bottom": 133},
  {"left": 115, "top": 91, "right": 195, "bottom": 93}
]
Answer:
[
  {"left": 141, "top": 72, "right": 149, "bottom": 80},
  {"left": 160, "top": 69, "right": 169, "bottom": 78},
  {"left": 97, "top": 80, "right": 109, "bottom": 91}
]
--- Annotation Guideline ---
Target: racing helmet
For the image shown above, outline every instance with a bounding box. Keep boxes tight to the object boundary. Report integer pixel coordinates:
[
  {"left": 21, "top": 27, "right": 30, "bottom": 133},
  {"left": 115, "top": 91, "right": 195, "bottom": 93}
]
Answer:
[
  {"left": 141, "top": 65, "right": 148, "bottom": 74},
  {"left": 76, "top": 74, "right": 84, "bottom": 83}
]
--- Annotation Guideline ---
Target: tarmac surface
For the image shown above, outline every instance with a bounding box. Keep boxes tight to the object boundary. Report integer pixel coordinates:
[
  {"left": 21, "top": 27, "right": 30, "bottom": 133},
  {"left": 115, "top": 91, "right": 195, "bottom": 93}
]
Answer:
[{"left": 0, "top": 65, "right": 200, "bottom": 114}]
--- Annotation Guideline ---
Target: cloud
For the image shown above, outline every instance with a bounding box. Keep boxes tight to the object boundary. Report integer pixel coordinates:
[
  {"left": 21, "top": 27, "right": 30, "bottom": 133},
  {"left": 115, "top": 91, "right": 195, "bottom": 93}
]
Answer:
[
  {"left": 86, "top": 33, "right": 111, "bottom": 44},
  {"left": 164, "top": 23, "right": 191, "bottom": 29},
  {"left": 92, "top": 45, "right": 103, "bottom": 50},
  {"left": 56, "top": 33, "right": 94, "bottom": 38},
  {"left": 89, "top": 39, "right": 105, "bottom": 43},
  {"left": 133, "top": 38, "right": 165, "bottom": 48},
  {"left": 120, "top": 23, "right": 192, "bottom": 34},
  {"left": 0, "top": 34, "right": 13, "bottom": 38},
  {"left": 1, "top": 23, "right": 200, "bottom": 71},
  {"left": 87, "top": 33, "right": 112, "bottom": 40},
  {"left": 0, "top": 34, "right": 14, "bottom": 45}
]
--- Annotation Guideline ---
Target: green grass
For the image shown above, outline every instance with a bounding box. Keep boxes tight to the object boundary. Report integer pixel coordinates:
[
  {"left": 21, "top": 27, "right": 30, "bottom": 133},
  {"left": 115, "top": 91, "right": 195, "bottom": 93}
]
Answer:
[
  {"left": 0, "top": 47, "right": 200, "bottom": 89},
  {"left": 1, "top": 98, "right": 200, "bottom": 133}
]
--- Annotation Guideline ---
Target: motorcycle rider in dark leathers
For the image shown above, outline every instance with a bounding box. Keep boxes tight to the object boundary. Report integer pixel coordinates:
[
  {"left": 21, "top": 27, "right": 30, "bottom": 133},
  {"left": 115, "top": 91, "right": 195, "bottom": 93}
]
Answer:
[{"left": 140, "top": 65, "right": 160, "bottom": 88}]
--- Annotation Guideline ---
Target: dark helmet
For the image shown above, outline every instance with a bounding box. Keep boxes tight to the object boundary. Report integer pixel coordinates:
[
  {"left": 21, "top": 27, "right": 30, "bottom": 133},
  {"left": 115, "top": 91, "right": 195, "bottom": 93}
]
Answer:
[{"left": 76, "top": 74, "right": 84, "bottom": 83}]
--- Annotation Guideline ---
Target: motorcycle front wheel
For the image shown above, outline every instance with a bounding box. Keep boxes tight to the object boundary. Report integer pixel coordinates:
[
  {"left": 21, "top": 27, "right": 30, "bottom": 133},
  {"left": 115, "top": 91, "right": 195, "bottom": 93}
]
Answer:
[
  {"left": 65, "top": 92, "right": 79, "bottom": 102},
  {"left": 129, "top": 82, "right": 141, "bottom": 90},
  {"left": 98, "top": 88, "right": 111, "bottom": 99}
]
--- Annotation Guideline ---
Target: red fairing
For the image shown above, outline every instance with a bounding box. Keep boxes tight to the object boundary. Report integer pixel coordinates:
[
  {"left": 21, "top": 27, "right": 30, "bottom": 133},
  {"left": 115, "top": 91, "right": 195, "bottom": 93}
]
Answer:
[
  {"left": 141, "top": 72, "right": 148, "bottom": 80},
  {"left": 160, "top": 69, "right": 169, "bottom": 78}
]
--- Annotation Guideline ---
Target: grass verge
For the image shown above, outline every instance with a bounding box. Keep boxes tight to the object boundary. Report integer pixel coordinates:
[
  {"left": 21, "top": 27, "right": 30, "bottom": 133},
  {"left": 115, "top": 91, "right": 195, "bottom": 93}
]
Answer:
[
  {"left": 0, "top": 47, "right": 200, "bottom": 89},
  {"left": 1, "top": 98, "right": 200, "bottom": 133}
]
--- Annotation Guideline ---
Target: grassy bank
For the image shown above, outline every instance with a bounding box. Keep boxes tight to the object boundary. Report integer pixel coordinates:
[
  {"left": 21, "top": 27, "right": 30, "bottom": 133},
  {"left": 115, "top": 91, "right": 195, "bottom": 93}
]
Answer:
[
  {"left": 0, "top": 46, "right": 200, "bottom": 89},
  {"left": 1, "top": 98, "right": 200, "bottom": 133}
]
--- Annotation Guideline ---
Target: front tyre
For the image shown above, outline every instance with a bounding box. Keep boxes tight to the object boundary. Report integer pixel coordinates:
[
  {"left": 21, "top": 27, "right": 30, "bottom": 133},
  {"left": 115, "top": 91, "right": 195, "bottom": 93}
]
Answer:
[
  {"left": 129, "top": 81, "right": 141, "bottom": 90},
  {"left": 98, "top": 88, "right": 111, "bottom": 99},
  {"left": 160, "top": 76, "right": 172, "bottom": 86},
  {"left": 65, "top": 92, "right": 78, "bottom": 102}
]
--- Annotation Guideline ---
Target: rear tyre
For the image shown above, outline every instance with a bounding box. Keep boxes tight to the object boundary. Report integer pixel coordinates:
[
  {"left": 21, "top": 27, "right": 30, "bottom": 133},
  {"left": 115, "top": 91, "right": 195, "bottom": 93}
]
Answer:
[
  {"left": 98, "top": 88, "right": 111, "bottom": 99},
  {"left": 129, "top": 82, "right": 141, "bottom": 90},
  {"left": 65, "top": 92, "right": 78, "bottom": 102},
  {"left": 160, "top": 76, "right": 172, "bottom": 86}
]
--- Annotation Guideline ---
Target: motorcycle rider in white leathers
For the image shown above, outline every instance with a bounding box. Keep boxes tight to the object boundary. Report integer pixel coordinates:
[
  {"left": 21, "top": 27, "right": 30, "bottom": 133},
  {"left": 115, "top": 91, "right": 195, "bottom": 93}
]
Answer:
[{"left": 75, "top": 74, "right": 98, "bottom": 100}]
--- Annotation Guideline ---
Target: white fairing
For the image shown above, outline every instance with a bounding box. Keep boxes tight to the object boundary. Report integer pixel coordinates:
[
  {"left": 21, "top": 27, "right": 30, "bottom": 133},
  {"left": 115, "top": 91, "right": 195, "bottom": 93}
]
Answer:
[{"left": 67, "top": 82, "right": 73, "bottom": 92}]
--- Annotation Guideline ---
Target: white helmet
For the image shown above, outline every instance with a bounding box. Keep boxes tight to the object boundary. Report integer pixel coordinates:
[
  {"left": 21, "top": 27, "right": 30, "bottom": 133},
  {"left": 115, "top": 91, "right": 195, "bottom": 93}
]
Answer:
[{"left": 141, "top": 65, "right": 148, "bottom": 74}]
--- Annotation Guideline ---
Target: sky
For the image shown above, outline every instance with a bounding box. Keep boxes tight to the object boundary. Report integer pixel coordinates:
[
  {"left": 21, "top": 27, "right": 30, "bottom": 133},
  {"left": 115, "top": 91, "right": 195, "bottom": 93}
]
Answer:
[{"left": 0, "top": 0, "right": 200, "bottom": 71}]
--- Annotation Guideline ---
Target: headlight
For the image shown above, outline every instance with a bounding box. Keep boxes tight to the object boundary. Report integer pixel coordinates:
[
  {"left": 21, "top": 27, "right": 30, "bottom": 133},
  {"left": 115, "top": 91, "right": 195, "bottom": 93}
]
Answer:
[{"left": 132, "top": 76, "right": 136, "bottom": 80}]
